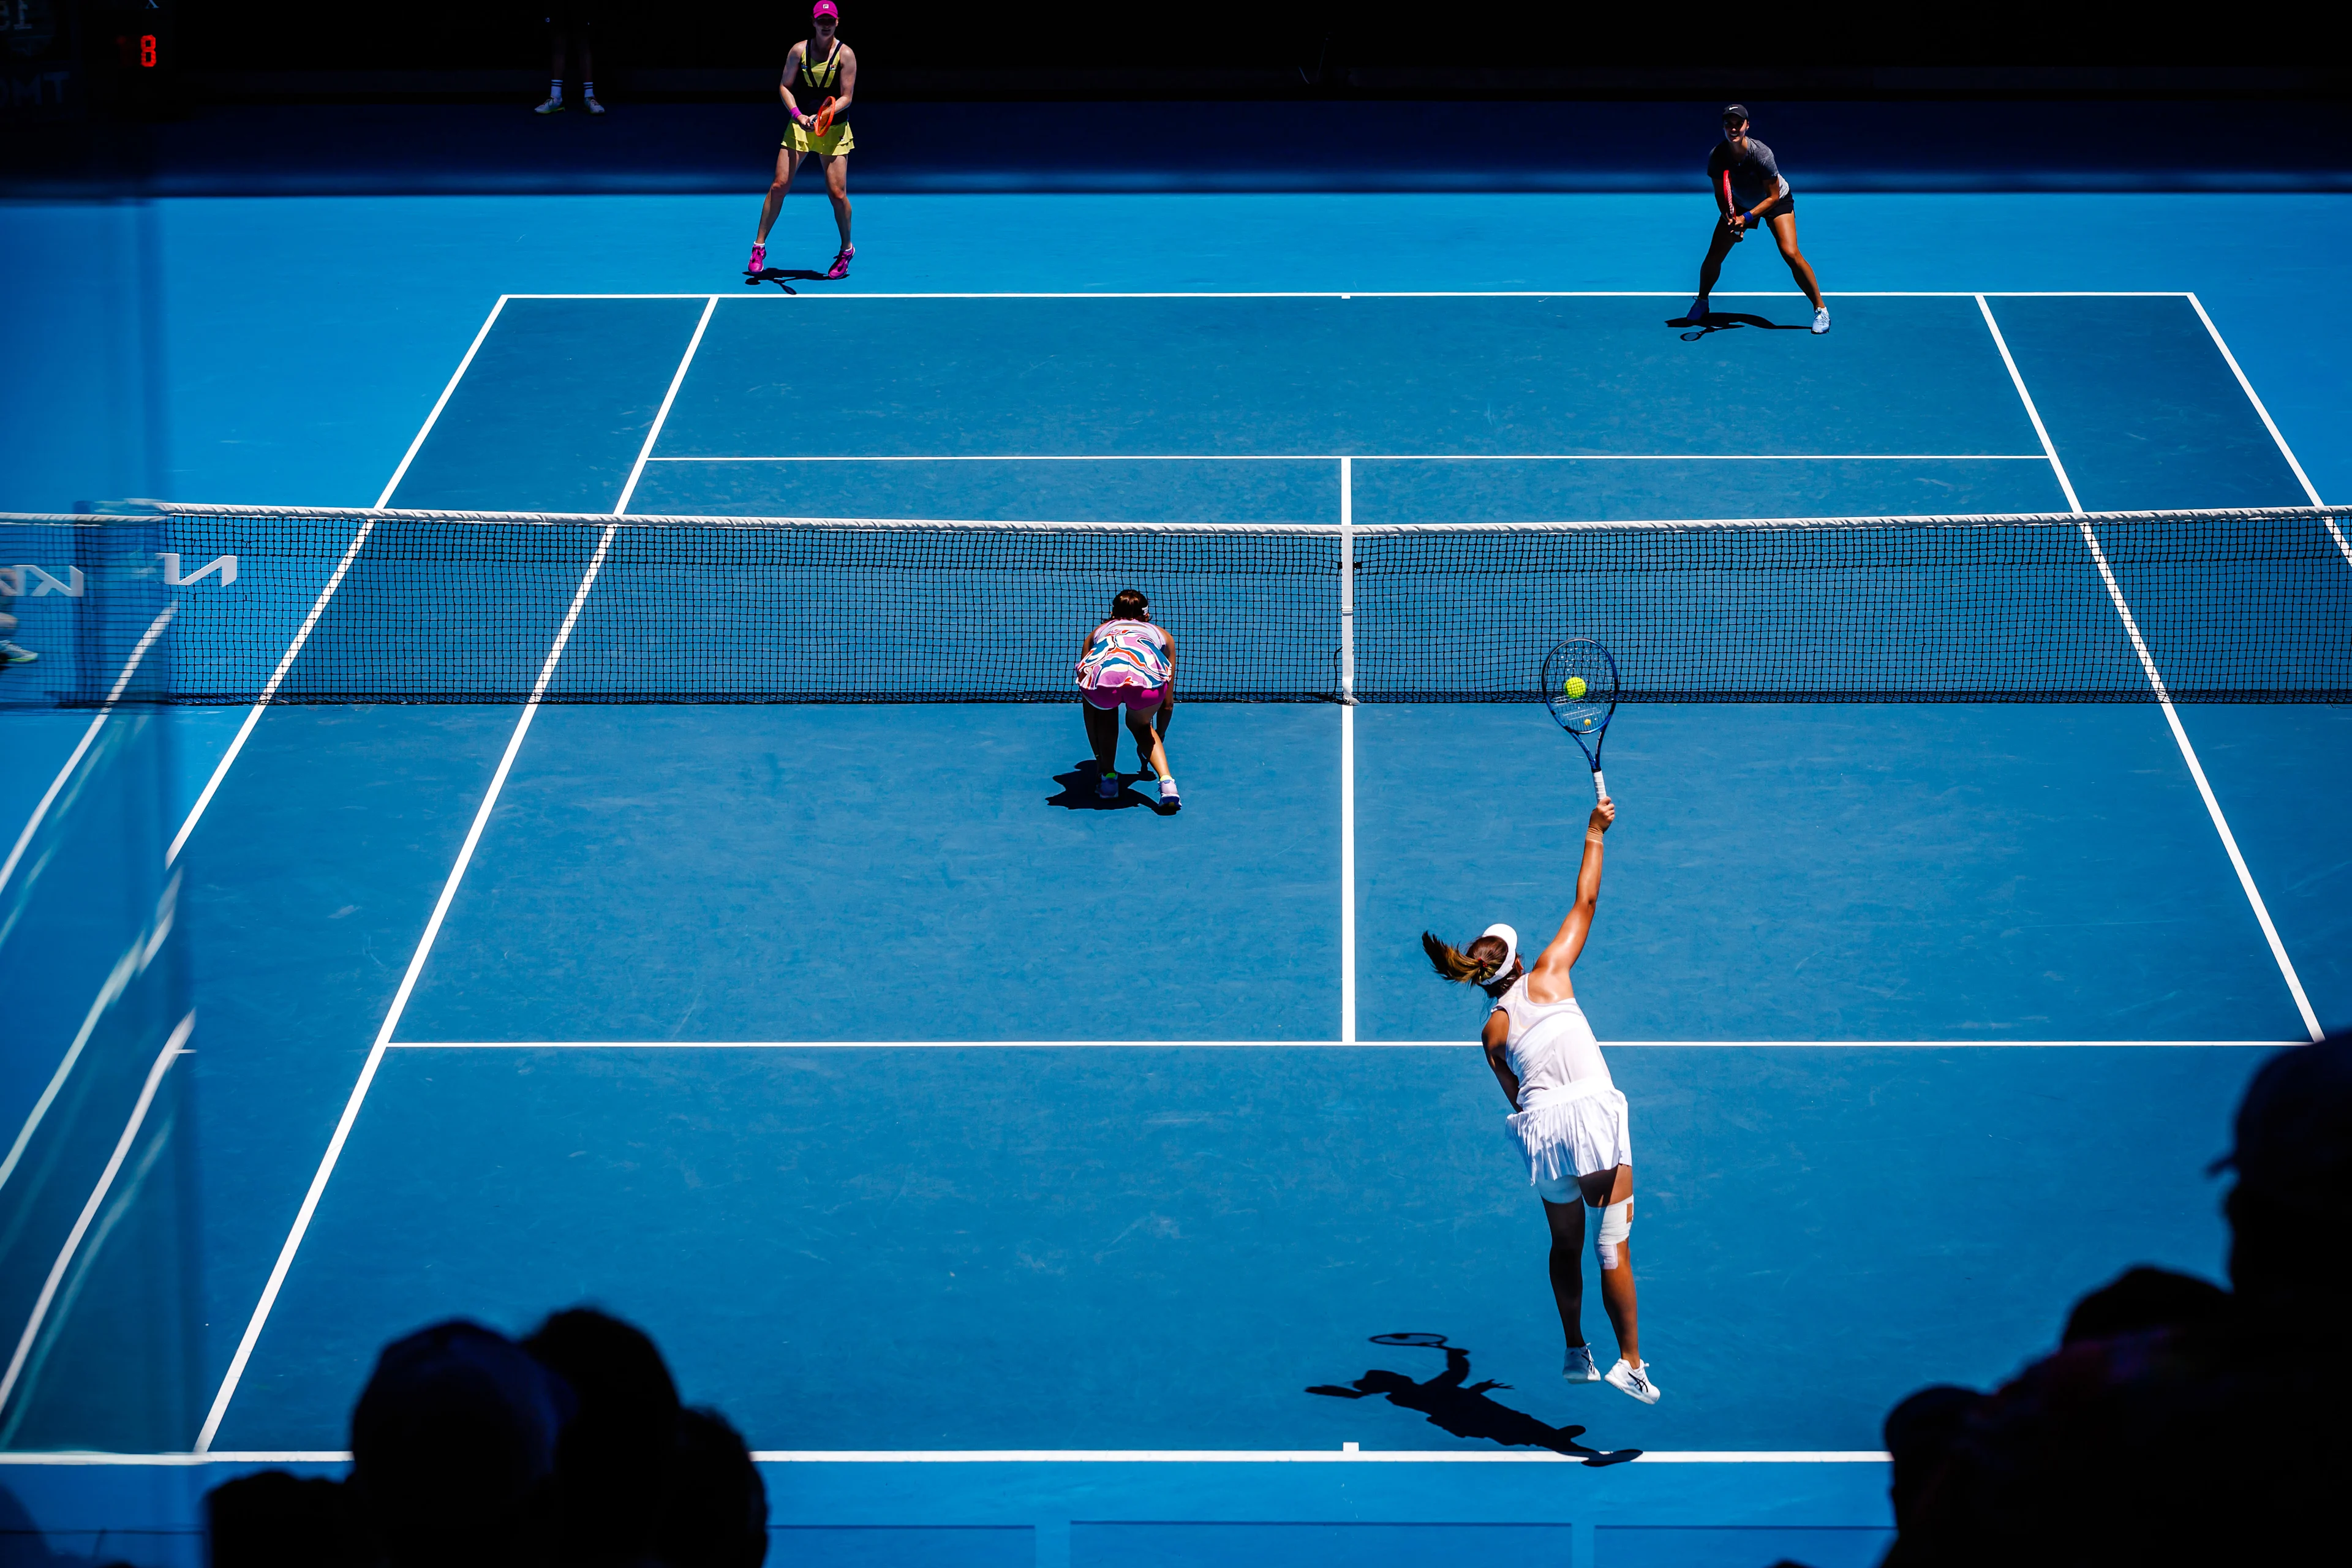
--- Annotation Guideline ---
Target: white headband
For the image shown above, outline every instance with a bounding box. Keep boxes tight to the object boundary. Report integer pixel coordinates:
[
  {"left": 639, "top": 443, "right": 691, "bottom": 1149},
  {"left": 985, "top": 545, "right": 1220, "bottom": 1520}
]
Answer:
[{"left": 1479, "top": 922, "right": 1520, "bottom": 986}]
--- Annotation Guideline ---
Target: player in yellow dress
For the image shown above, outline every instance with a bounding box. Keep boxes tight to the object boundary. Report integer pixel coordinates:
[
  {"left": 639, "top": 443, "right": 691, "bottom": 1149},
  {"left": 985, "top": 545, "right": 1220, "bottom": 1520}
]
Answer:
[{"left": 746, "top": 1, "right": 858, "bottom": 281}]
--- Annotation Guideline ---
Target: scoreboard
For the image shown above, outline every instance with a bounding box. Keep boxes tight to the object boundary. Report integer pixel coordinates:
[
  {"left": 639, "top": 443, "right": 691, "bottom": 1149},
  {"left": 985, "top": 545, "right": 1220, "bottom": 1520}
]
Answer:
[{"left": 0, "top": 0, "right": 179, "bottom": 123}]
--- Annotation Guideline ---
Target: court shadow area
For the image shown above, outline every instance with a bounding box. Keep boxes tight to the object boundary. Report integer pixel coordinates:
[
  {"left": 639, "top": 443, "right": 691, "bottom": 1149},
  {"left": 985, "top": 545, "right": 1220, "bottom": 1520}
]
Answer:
[
  {"left": 1047, "top": 759, "right": 1174, "bottom": 814},
  {"left": 1307, "top": 1341, "right": 1640, "bottom": 1466},
  {"left": 1670, "top": 310, "right": 1808, "bottom": 339},
  {"left": 743, "top": 266, "right": 831, "bottom": 293}
]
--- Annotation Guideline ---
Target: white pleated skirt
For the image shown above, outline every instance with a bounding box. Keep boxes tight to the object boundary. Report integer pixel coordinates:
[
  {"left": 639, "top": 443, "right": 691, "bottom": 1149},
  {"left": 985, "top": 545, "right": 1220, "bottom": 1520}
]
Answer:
[{"left": 1506, "top": 1079, "right": 1633, "bottom": 1186}]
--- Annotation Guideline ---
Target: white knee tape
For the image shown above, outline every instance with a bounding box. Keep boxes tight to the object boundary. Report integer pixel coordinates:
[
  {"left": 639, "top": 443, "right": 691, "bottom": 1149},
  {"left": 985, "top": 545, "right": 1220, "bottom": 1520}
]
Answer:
[{"left": 1594, "top": 1199, "right": 1631, "bottom": 1270}]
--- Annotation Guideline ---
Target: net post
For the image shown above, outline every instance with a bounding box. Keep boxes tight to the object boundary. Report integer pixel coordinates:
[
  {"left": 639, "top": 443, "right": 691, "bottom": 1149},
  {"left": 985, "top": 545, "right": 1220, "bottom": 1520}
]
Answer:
[{"left": 1338, "top": 457, "right": 1355, "bottom": 704}]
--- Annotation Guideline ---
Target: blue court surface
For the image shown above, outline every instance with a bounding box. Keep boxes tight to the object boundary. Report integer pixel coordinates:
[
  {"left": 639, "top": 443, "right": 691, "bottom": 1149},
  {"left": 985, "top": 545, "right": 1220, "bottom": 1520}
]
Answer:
[{"left": 4, "top": 191, "right": 2350, "bottom": 1568}]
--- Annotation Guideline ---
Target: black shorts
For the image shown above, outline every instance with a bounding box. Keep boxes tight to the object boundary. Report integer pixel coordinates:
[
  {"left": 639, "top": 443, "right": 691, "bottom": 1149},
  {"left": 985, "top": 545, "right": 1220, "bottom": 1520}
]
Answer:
[
  {"left": 546, "top": 6, "right": 597, "bottom": 27},
  {"left": 1743, "top": 194, "right": 1795, "bottom": 226}
]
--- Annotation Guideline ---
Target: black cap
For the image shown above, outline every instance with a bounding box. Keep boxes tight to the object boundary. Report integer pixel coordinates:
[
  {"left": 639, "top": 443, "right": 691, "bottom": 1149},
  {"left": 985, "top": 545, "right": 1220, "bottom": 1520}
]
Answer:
[
  {"left": 1721, "top": 104, "right": 1750, "bottom": 124},
  {"left": 2208, "top": 1033, "right": 2352, "bottom": 1218}
]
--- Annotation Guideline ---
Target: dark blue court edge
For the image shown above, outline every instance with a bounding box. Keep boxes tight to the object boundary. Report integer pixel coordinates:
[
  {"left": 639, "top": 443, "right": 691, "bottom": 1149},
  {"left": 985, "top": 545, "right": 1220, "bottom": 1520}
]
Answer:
[{"left": 24, "top": 100, "right": 2352, "bottom": 198}]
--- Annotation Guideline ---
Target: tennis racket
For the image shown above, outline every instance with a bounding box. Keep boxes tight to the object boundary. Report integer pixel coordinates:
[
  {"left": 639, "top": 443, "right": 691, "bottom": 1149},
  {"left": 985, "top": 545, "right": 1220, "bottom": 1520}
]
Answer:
[
  {"left": 1541, "top": 637, "right": 1619, "bottom": 801},
  {"left": 812, "top": 97, "right": 837, "bottom": 135}
]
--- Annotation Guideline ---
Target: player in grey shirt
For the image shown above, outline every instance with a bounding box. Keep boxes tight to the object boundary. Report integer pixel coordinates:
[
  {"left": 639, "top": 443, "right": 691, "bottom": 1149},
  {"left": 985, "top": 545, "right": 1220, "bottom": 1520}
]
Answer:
[{"left": 1687, "top": 105, "right": 1829, "bottom": 334}]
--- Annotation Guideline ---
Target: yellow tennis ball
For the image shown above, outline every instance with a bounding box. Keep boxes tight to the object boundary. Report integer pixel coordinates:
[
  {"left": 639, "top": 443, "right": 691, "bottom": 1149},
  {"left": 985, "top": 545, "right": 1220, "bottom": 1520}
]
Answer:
[{"left": 1562, "top": 675, "right": 1588, "bottom": 699}]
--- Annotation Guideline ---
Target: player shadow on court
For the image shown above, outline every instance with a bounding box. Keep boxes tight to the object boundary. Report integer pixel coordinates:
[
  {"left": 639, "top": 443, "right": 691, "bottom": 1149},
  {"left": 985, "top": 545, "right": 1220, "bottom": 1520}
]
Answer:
[
  {"left": 744, "top": 267, "right": 832, "bottom": 294},
  {"left": 1046, "top": 759, "right": 1176, "bottom": 815},
  {"left": 1671, "top": 310, "right": 1809, "bottom": 341},
  {"left": 1308, "top": 1338, "right": 1640, "bottom": 1466}
]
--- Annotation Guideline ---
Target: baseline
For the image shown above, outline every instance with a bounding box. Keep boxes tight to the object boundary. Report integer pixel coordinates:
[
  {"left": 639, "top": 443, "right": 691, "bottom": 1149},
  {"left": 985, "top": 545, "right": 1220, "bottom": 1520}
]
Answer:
[{"left": 381, "top": 1039, "right": 2293, "bottom": 1050}]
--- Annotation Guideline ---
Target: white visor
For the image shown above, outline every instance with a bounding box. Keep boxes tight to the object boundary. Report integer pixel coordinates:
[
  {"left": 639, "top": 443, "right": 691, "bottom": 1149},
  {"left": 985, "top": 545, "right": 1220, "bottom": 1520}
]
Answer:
[{"left": 1478, "top": 922, "right": 1520, "bottom": 985}]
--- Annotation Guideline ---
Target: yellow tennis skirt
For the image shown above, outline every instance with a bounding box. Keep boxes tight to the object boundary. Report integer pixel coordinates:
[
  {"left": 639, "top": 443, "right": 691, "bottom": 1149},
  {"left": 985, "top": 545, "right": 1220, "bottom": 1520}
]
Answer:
[{"left": 783, "top": 121, "right": 854, "bottom": 156}]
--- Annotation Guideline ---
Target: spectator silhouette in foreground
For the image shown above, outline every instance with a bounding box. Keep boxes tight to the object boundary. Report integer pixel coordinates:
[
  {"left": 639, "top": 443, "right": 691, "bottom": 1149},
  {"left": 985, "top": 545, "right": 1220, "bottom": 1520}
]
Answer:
[
  {"left": 524, "top": 1308, "right": 682, "bottom": 1567},
  {"left": 350, "top": 1319, "right": 575, "bottom": 1567},
  {"left": 1310, "top": 1342, "right": 1638, "bottom": 1465},
  {"left": 1882, "top": 1031, "right": 2352, "bottom": 1566},
  {"left": 208, "top": 1307, "right": 769, "bottom": 1567}
]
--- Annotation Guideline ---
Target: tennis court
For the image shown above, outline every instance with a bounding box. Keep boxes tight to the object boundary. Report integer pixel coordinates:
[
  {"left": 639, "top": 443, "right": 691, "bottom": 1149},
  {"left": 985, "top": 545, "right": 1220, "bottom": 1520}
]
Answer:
[{"left": 6, "top": 194, "right": 2351, "bottom": 1568}]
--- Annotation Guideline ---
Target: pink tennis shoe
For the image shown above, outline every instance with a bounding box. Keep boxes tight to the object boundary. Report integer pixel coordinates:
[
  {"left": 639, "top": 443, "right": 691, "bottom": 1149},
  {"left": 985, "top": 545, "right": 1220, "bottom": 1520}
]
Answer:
[
  {"left": 826, "top": 244, "right": 855, "bottom": 279},
  {"left": 744, "top": 241, "right": 766, "bottom": 276}
]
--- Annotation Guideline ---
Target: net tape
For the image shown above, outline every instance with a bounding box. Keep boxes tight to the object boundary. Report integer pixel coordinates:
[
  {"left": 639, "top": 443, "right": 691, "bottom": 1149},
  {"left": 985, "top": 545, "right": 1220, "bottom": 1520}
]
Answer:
[{"left": 2, "top": 503, "right": 2347, "bottom": 706}]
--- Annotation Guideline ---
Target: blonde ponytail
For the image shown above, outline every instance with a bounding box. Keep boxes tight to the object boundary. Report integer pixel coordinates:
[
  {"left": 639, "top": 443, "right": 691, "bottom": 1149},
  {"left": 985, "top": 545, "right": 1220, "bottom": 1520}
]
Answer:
[{"left": 1422, "top": 930, "right": 1510, "bottom": 987}]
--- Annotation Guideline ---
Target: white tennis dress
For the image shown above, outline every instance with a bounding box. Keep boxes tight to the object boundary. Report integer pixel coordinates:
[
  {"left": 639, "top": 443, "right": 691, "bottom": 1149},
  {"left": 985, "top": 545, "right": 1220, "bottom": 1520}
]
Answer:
[{"left": 1491, "top": 976, "right": 1632, "bottom": 1194}]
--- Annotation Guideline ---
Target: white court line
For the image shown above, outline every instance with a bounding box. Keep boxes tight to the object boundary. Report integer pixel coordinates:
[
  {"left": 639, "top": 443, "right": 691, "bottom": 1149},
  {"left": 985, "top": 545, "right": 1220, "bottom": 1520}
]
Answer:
[
  {"left": 2183, "top": 294, "right": 2351, "bottom": 569},
  {"left": 193, "top": 527, "right": 620, "bottom": 1454},
  {"left": 164, "top": 297, "right": 515, "bottom": 865},
  {"left": 614, "top": 295, "right": 719, "bottom": 516},
  {"left": 2184, "top": 293, "right": 2328, "bottom": 510},
  {"left": 383, "top": 1039, "right": 2294, "bottom": 1050},
  {"left": 503, "top": 290, "right": 2191, "bottom": 301},
  {"left": 1979, "top": 296, "right": 2322, "bottom": 1044},
  {"left": 0, "top": 1447, "right": 1887, "bottom": 1465},
  {"left": 375, "top": 297, "right": 513, "bottom": 508},
  {"left": 646, "top": 453, "right": 2052, "bottom": 463},
  {"left": 0, "top": 1013, "right": 194, "bottom": 1424},
  {"left": 0, "top": 605, "right": 175, "bottom": 902},
  {"left": 0, "top": 873, "right": 178, "bottom": 1200}
]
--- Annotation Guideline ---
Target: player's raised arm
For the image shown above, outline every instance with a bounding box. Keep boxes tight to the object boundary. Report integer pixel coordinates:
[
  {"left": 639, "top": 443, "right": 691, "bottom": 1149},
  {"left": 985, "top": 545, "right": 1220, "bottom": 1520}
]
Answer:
[{"left": 1530, "top": 799, "right": 1616, "bottom": 981}]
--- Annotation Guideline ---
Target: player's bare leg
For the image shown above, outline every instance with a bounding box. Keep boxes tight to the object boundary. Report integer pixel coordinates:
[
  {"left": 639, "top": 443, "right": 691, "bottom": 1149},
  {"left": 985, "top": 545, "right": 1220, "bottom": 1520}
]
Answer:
[
  {"left": 756, "top": 146, "right": 803, "bottom": 249},
  {"left": 820, "top": 153, "right": 853, "bottom": 250},
  {"left": 1765, "top": 211, "right": 1824, "bottom": 310}
]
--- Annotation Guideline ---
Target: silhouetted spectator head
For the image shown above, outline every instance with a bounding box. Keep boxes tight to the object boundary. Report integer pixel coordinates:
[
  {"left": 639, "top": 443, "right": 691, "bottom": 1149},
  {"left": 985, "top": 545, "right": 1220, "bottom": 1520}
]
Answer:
[
  {"left": 2060, "top": 1265, "right": 2230, "bottom": 1345},
  {"left": 349, "top": 1320, "right": 573, "bottom": 1568},
  {"left": 522, "top": 1307, "right": 682, "bottom": 1567},
  {"left": 2215, "top": 1031, "right": 2352, "bottom": 1311},
  {"left": 206, "top": 1469, "right": 359, "bottom": 1568},
  {"left": 1881, "top": 1384, "right": 1981, "bottom": 1530},
  {"left": 657, "top": 1407, "right": 769, "bottom": 1568}
]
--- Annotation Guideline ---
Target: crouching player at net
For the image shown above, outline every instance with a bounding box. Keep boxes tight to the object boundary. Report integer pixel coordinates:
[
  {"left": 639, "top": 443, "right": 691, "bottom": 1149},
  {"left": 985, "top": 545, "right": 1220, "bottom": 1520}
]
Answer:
[
  {"left": 1422, "top": 796, "right": 1658, "bottom": 1404},
  {"left": 1076, "top": 589, "right": 1178, "bottom": 808}
]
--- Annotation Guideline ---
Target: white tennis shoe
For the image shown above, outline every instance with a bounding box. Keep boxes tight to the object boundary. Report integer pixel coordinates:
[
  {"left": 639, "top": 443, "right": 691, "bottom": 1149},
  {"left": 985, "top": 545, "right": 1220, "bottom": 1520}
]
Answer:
[
  {"left": 1158, "top": 776, "right": 1180, "bottom": 807},
  {"left": 1604, "top": 1359, "right": 1660, "bottom": 1404},
  {"left": 1562, "top": 1346, "right": 1600, "bottom": 1382},
  {"left": 1812, "top": 306, "right": 1831, "bottom": 334}
]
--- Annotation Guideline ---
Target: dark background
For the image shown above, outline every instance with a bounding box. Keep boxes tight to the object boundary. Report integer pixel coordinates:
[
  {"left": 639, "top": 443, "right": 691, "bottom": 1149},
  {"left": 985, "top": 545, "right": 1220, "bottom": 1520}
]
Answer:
[
  {"left": 59, "top": 1, "right": 2352, "bottom": 100},
  {"left": 8, "top": 2, "right": 2351, "bottom": 194}
]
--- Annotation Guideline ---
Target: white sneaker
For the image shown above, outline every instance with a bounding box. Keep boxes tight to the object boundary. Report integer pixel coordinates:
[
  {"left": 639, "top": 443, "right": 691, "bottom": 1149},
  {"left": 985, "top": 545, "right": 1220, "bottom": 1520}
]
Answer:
[
  {"left": 1685, "top": 296, "right": 1708, "bottom": 324},
  {"left": 583, "top": 92, "right": 605, "bottom": 115},
  {"left": 1604, "top": 1359, "right": 1660, "bottom": 1404},
  {"left": 1096, "top": 775, "right": 1120, "bottom": 801},
  {"left": 1812, "top": 306, "right": 1831, "bottom": 334},
  {"left": 1562, "top": 1346, "right": 1600, "bottom": 1382},
  {"left": 533, "top": 96, "right": 565, "bottom": 115},
  {"left": 0, "top": 640, "right": 36, "bottom": 665},
  {"left": 1158, "top": 777, "right": 1180, "bottom": 807}
]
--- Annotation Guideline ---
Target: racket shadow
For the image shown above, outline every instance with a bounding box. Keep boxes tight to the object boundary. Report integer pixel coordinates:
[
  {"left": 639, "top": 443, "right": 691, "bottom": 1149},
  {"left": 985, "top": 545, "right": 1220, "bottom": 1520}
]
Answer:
[
  {"left": 1306, "top": 1340, "right": 1640, "bottom": 1466},
  {"left": 1670, "top": 310, "right": 1809, "bottom": 339}
]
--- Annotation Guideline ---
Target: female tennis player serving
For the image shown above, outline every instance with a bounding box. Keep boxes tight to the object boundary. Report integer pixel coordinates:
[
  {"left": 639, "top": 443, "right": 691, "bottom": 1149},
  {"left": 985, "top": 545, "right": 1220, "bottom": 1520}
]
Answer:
[
  {"left": 746, "top": 1, "right": 857, "bottom": 281},
  {"left": 1687, "top": 104, "right": 1828, "bottom": 335},
  {"left": 1076, "top": 589, "right": 1178, "bottom": 807},
  {"left": 1422, "top": 796, "right": 1658, "bottom": 1404}
]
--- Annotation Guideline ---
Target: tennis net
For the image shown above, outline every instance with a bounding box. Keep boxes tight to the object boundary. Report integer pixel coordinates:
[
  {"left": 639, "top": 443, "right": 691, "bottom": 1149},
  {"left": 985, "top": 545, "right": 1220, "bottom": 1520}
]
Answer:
[{"left": 2, "top": 503, "right": 2346, "bottom": 706}]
